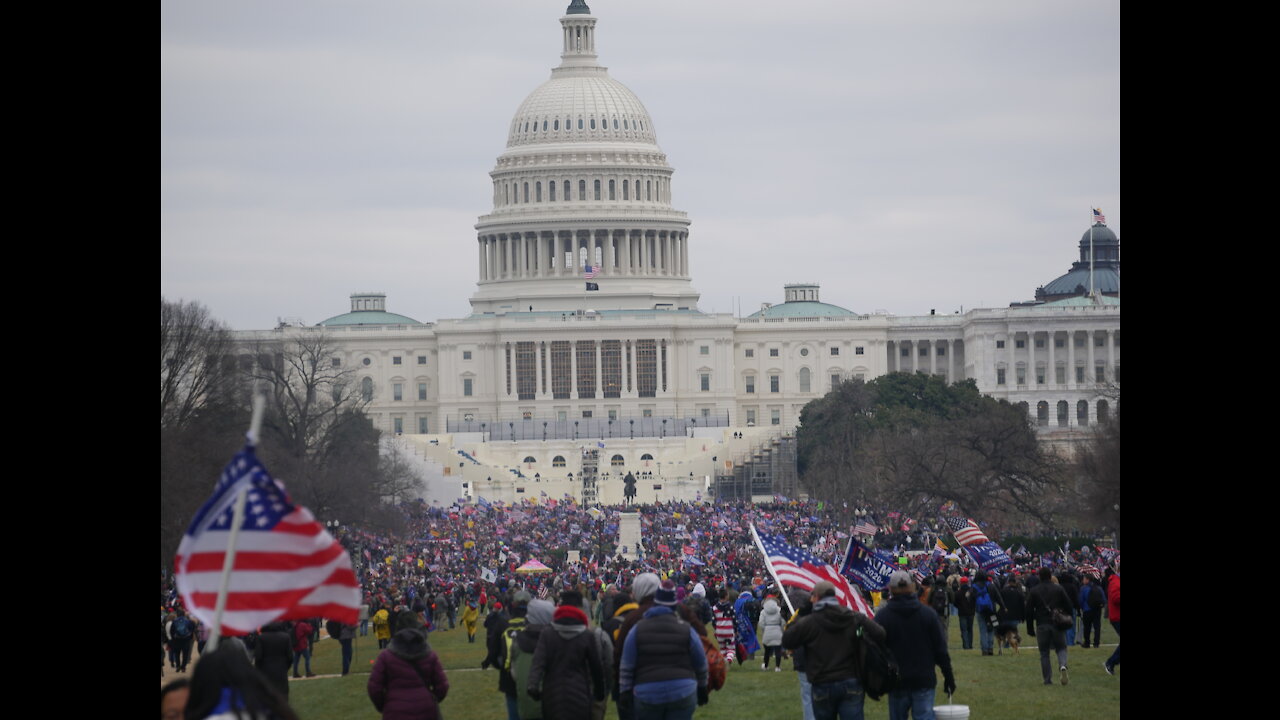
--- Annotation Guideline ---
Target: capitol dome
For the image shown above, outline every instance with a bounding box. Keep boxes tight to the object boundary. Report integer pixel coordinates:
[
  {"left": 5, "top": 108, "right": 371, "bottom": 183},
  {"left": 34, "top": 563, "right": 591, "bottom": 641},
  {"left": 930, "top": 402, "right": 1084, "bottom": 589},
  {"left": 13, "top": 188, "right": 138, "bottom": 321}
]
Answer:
[{"left": 506, "top": 74, "right": 658, "bottom": 148}]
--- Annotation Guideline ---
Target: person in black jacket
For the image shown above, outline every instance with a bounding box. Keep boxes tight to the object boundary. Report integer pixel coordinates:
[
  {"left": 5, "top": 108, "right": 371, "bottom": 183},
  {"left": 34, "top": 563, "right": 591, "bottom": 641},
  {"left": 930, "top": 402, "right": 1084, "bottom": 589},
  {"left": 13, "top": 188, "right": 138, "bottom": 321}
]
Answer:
[
  {"left": 782, "top": 580, "right": 885, "bottom": 720},
  {"left": 876, "top": 571, "right": 956, "bottom": 720},
  {"left": 254, "top": 621, "right": 294, "bottom": 699},
  {"left": 482, "top": 590, "right": 530, "bottom": 720},
  {"left": 952, "top": 577, "right": 977, "bottom": 650},
  {"left": 1026, "top": 567, "right": 1073, "bottom": 686}
]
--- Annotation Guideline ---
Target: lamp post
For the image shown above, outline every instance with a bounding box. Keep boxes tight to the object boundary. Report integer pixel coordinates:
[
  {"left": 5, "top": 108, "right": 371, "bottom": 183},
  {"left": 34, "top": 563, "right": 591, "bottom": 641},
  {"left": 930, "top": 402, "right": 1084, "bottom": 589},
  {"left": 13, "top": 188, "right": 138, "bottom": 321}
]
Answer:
[
  {"left": 543, "top": 421, "right": 548, "bottom": 441},
  {"left": 573, "top": 420, "right": 579, "bottom": 440},
  {"left": 608, "top": 419, "right": 613, "bottom": 438},
  {"left": 481, "top": 423, "right": 487, "bottom": 442},
  {"left": 509, "top": 421, "right": 515, "bottom": 441},
  {"left": 629, "top": 419, "right": 635, "bottom": 439},
  {"left": 661, "top": 418, "right": 667, "bottom": 439}
]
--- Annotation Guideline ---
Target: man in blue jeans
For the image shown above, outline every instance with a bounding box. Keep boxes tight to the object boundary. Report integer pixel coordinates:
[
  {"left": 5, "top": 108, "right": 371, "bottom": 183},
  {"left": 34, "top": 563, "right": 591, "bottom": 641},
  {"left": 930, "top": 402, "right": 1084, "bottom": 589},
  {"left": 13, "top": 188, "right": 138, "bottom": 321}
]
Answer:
[
  {"left": 783, "top": 581, "right": 885, "bottom": 720},
  {"left": 876, "top": 571, "right": 956, "bottom": 720}
]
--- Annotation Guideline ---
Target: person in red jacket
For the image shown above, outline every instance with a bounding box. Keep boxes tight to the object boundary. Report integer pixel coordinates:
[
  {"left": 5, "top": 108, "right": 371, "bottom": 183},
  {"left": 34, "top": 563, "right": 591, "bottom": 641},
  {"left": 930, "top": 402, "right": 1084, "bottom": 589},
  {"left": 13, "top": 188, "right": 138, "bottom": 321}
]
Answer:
[
  {"left": 1103, "top": 567, "right": 1120, "bottom": 675},
  {"left": 291, "top": 619, "right": 315, "bottom": 678}
]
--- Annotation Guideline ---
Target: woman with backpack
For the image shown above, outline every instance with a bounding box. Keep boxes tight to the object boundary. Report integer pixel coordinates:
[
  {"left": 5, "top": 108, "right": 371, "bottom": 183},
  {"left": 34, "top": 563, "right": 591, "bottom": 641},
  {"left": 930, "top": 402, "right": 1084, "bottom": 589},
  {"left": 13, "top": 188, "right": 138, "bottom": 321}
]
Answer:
[{"left": 368, "top": 614, "right": 450, "bottom": 720}]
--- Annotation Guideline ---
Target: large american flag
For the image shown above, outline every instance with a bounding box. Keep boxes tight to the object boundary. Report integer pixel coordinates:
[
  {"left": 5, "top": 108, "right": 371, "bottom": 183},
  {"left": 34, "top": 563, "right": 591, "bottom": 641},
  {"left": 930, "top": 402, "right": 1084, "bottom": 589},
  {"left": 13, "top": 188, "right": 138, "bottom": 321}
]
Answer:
[
  {"left": 852, "top": 519, "right": 877, "bottom": 537},
  {"left": 174, "top": 444, "right": 360, "bottom": 635},
  {"left": 944, "top": 517, "right": 990, "bottom": 547},
  {"left": 583, "top": 263, "right": 598, "bottom": 279},
  {"left": 752, "top": 526, "right": 873, "bottom": 617}
]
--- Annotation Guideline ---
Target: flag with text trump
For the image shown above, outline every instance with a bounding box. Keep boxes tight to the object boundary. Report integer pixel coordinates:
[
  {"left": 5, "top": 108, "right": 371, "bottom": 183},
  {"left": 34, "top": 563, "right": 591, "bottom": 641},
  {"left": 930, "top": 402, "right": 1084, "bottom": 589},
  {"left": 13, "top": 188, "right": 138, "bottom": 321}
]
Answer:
[
  {"left": 839, "top": 537, "right": 897, "bottom": 592},
  {"left": 752, "top": 525, "right": 873, "bottom": 616},
  {"left": 174, "top": 444, "right": 360, "bottom": 635}
]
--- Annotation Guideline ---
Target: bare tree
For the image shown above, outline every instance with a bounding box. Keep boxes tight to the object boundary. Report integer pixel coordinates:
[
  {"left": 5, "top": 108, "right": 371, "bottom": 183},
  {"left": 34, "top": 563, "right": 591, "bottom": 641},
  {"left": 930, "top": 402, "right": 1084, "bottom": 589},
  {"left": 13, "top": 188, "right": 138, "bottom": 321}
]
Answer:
[{"left": 161, "top": 297, "right": 236, "bottom": 430}]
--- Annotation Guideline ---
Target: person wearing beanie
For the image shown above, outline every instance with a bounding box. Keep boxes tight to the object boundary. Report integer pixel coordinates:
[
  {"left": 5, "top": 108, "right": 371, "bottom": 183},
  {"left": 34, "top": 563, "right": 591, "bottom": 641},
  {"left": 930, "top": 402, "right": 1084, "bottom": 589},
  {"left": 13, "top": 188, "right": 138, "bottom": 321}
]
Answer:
[
  {"left": 527, "top": 599, "right": 606, "bottom": 720},
  {"left": 512, "top": 599, "right": 555, "bottom": 720},
  {"left": 561, "top": 587, "right": 616, "bottom": 720},
  {"left": 619, "top": 581, "right": 710, "bottom": 718},
  {"left": 875, "top": 570, "right": 955, "bottom": 720},
  {"left": 783, "top": 580, "right": 885, "bottom": 720}
]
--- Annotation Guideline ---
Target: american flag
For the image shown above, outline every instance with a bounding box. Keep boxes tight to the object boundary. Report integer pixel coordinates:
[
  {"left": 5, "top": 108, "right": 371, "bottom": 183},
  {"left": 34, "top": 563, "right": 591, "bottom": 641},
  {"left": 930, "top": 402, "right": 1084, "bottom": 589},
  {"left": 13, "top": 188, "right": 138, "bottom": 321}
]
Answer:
[
  {"left": 1093, "top": 207, "right": 1106, "bottom": 224},
  {"left": 944, "top": 517, "right": 990, "bottom": 547},
  {"left": 583, "top": 263, "right": 598, "bottom": 279},
  {"left": 932, "top": 537, "right": 948, "bottom": 559},
  {"left": 174, "top": 444, "right": 360, "bottom": 635},
  {"left": 852, "top": 519, "right": 877, "bottom": 537},
  {"left": 752, "top": 526, "right": 873, "bottom": 616}
]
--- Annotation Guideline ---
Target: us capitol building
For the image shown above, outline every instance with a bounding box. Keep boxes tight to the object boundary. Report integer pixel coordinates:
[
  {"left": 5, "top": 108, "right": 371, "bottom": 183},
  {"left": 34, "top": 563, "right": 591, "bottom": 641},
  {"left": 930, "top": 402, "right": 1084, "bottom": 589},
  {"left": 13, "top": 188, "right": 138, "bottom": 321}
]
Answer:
[{"left": 238, "top": 1, "right": 1119, "bottom": 506}]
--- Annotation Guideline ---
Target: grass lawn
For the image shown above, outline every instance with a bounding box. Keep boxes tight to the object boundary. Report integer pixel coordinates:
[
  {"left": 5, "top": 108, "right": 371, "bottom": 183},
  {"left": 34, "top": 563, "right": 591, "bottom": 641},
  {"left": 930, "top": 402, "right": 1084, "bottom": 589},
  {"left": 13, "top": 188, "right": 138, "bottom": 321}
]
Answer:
[{"left": 288, "top": 615, "right": 1119, "bottom": 720}]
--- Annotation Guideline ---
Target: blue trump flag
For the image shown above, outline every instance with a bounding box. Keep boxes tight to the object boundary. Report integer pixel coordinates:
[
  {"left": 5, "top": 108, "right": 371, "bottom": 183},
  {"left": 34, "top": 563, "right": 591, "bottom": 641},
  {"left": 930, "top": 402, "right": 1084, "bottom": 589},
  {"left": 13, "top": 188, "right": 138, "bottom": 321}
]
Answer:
[
  {"left": 966, "top": 541, "right": 1014, "bottom": 574},
  {"left": 839, "top": 537, "right": 897, "bottom": 592},
  {"left": 734, "top": 592, "right": 760, "bottom": 655}
]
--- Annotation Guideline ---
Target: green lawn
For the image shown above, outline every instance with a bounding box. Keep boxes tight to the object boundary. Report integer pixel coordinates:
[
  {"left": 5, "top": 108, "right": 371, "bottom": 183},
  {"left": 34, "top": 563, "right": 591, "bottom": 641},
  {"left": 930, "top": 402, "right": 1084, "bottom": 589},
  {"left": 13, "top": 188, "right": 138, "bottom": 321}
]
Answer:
[{"left": 288, "top": 615, "right": 1119, "bottom": 720}]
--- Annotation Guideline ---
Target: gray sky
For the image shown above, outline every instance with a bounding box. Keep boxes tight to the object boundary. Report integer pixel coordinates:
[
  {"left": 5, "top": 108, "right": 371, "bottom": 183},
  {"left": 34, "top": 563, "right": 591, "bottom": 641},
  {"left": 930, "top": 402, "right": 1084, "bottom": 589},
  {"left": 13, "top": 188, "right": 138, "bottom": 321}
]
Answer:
[{"left": 161, "top": 0, "right": 1120, "bottom": 330}]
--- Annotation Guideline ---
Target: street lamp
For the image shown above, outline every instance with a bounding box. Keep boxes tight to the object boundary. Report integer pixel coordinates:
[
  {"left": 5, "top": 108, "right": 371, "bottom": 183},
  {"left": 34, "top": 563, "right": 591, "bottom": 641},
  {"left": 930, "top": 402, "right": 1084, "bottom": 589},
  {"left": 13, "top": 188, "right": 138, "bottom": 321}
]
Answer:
[
  {"left": 608, "top": 419, "right": 613, "bottom": 437},
  {"left": 573, "top": 420, "right": 579, "bottom": 440},
  {"left": 661, "top": 419, "right": 667, "bottom": 438},
  {"left": 629, "top": 419, "right": 634, "bottom": 439}
]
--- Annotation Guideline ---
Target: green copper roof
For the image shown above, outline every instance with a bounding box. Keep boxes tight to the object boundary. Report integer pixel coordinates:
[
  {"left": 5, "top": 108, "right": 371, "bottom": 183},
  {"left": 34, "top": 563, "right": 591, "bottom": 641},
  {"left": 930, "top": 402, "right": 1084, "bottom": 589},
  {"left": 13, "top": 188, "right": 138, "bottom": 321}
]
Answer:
[
  {"left": 746, "top": 301, "right": 856, "bottom": 319},
  {"left": 1038, "top": 294, "right": 1120, "bottom": 308},
  {"left": 566, "top": 0, "right": 591, "bottom": 14},
  {"left": 318, "top": 310, "right": 425, "bottom": 326}
]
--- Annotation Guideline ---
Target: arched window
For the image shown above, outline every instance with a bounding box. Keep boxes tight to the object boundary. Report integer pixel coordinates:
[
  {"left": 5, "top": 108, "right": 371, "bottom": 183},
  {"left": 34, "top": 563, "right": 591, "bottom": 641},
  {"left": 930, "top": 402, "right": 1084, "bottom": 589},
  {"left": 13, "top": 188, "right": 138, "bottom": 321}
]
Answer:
[
  {"left": 647, "top": 180, "right": 652, "bottom": 201},
  {"left": 1097, "top": 399, "right": 1110, "bottom": 424},
  {"left": 594, "top": 179, "right": 601, "bottom": 200},
  {"left": 623, "top": 179, "right": 629, "bottom": 200},
  {"left": 554, "top": 119, "right": 559, "bottom": 131},
  {"left": 535, "top": 181, "right": 542, "bottom": 202},
  {"left": 799, "top": 367, "right": 811, "bottom": 393},
  {"left": 1036, "top": 401, "right": 1049, "bottom": 426},
  {"left": 523, "top": 121, "right": 528, "bottom": 132},
  {"left": 623, "top": 118, "right": 629, "bottom": 129},
  {"left": 564, "top": 180, "right": 570, "bottom": 201},
  {"left": 542, "top": 120, "right": 547, "bottom": 131},
  {"left": 578, "top": 117, "right": 583, "bottom": 130},
  {"left": 640, "top": 453, "right": 654, "bottom": 461},
  {"left": 579, "top": 180, "right": 586, "bottom": 200},
  {"left": 361, "top": 377, "right": 373, "bottom": 401},
  {"left": 611, "top": 454, "right": 625, "bottom": 467},
  {"left": 608, "top": 179, "right": 616, "bottom": 200},
  {"left": 523, "top": 183, "right": 529, "bottom": 203},
  {"left": 590, "top": 117, "right": 596, "bottom": 129},
  {"left": 523, "top": 456, "right": 537, "bottom": 464},
  {"left": 552, "top": 455, "right": 566, "bottom": 467},
  {"left": 1077, "top": 400, "right": 1090, "bottom": 426},
  {"left": 549, "top": 181, "right": 556, "bottom": 201},
  {"left": 1057, "top": 401, "right": 1069, "bottom": 427},
  {"left": 613, "top": 117, "right": 619, "bottom": 129}
]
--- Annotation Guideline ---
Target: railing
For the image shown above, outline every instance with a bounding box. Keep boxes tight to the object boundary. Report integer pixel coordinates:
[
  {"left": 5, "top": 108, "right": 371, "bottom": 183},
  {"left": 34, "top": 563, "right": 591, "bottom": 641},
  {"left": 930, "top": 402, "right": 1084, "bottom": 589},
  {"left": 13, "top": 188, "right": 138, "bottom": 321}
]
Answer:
[{"left": 446, "top": 412, "right": 731, "bottom": 440}]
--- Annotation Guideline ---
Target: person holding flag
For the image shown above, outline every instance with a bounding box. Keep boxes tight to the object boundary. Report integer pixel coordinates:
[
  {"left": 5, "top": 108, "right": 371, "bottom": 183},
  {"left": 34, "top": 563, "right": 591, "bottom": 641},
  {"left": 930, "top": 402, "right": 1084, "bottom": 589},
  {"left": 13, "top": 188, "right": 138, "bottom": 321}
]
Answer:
[{"left": 783, "top": 580, "right": 885, "bottom": 720}]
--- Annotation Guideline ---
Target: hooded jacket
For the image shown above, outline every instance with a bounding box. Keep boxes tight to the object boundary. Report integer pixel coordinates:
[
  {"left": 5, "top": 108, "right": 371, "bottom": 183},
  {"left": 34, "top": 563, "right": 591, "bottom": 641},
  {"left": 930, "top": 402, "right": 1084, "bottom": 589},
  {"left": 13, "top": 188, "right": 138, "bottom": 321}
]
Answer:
[
  {"left": 527, "top": 605, "right": 605, "bottom": 720},
  {"left": 758, "top": 598, "right": 785, "bottom": 647},
  {"left": 367, "top": 629, "right": 449, "bottom": 720},
  {"left": 875, "top": 594, "right": 954, "bottom": 692},
  {"left": 782, "top": 597, "right": 886, "bottom": 685}
]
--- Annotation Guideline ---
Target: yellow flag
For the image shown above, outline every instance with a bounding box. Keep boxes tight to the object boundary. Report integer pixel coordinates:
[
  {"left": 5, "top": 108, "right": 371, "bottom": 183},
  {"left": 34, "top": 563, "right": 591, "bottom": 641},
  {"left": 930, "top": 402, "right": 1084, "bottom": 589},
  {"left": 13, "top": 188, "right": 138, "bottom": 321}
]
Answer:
[
  {"left": 464, "top": 540, "right": 476, "bottom": 549},
  {"left": 467, "top": 520, "right": 474, "bottom": 528}
]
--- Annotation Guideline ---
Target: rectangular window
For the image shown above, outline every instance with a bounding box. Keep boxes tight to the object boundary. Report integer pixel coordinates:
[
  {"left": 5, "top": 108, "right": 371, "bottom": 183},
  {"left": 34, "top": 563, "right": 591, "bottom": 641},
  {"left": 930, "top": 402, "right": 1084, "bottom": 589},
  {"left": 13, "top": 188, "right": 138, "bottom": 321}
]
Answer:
[
  {"left": 769, "top": 348, "right": 780, "bottom": 357},
  {"left": 996, "top": 340, "right": 1005, "bottom": 349},
  {"left": 418, "top": 383, "right": 427, "bottom": 401},
  {"left": 1076, "top": 366, "right": 1085, "bottom": 383},
  {"left": 1074, "top": 336, "right": 1085, "bottom": 348},
  {"left": 830, "top": 347, "right": 839, "bottom": 356},
  {"left": 1016, "top": 367, "right": 1026, "bottom": 385},
  {"left": 393, "top": 417, "right": 403, "bottom": 434},
  {"left": 463, "top": 350, "right": 473, "bottom": 360},
  {"left": 771, "top": 409, "right": 781, "bottom": 426},
  {"left": 855, "top": 346, "right": 864, "bottom": 355},
  {"left": 1055, "top": 338, "right": 1065, "bottom": 348},
  {"left": 393, "top": 356, "right": 402, "bottom": 365},
  {"left": 418, "top": 416, "right": 428, "bottom": 434},
  {"left": 700, "top": 372, "right": 710, "bottom": 391},
  {"left": 1035, "top": 339, "right": 1045, "bottom": 349},
  {"left": 1015, "top": 340, "right": 1025, "bottom": 349},
  {"left": 1095, "top": 336, "right": 1105, "bottom": 347},
  {"left": 582, "top": 410, "right": 593, "bottom": 418},
  {"left": 576, "top": 341, "right": 597, "bottom": 399},
  {"left": 937, "top": 346, "right": 946, "bottom": 356},
  {"left": 745, "top": 348, "right": 754, "bottom": 358},
  {"left": 331, "top": 357, "right": 342, "bottom": 367},
  {"left": 831, "top": 374, "right": 841, "bottom": 390},
  {"left": 393, "top": 383, "right": 403, "bottom": 401},
  {"left": 608, "top": 409, "right": 618, "bottom": 420},
  {"left": 901, "top": 347, "right": 910, "bottom": 357},
  {"left": 701, "top": 408, "right": 710, "bottom": 418},
  {"left": 551, "top": 341, "right": 572, "bottom": 399},
  {"left": 636, "top": 339, "right": 658, "bottom": 398},
  {"left": 601, "top": 340, "right": 622, "bottom": 398},
  {"left": 745, "top": 375, "right": 755, "bottom": 394},
  {"left": 463, "top": 378, "right": 473, "bottom": 396},
  {"left": 919, "top": 346, "right": 928, "bottom": 356},
  {"left": 1096, "top": 365, "right": 1106, "bottom": 382},
  {"left": 997, "top": 368, "right": 1006, "bottom": 385},
  {"left": 418, "top": 355, "right": 427, "bottom": 365},
  {"left": 1115, "top": 366, "right": 1121, "bottom": 383},
  {"left": 770, "top": 375, "right": 780, "bottom": 393},
  {"left": 642, "top": 408, "right": 653, "bottom": 418},
  {"left": 505, "top": 344, "right": 512, "bottom": 395},
  {"left": 746, "top": 409, "right": 757, "bottom": 425},
  {"left": 700, "top": 345, "right": 709, "bottom": 355},
  {"left": 516, "top": 341, "right": 537, "bottom": 400},
  {"left": 1056, "top": 366, "right": 1066, "bottom": 384},
  {"left": 1036, "top": 369, "right": 1045, "bottom": 384}
]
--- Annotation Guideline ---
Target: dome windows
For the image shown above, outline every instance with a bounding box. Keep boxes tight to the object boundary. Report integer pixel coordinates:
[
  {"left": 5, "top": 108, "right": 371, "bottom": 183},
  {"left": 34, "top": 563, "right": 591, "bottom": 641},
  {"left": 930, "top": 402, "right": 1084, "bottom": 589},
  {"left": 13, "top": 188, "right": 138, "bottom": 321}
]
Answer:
[
  {"left": 623, "top": 118, "right": 629, "bottom": 130},
  {"left": 542, "top": 120, "right": 548, "bottom": 131},
  {"left": 578, "top": 117, "right": 584, "bottom": 130},
  {"left": 613, "top": 117, "right": 619, "bottom": 129},
  {"left": 554, "top": 119, "right": 559, "bottom": 131},
  {"left": 590, "top": 117, "right": 596, "bottom": 129}
]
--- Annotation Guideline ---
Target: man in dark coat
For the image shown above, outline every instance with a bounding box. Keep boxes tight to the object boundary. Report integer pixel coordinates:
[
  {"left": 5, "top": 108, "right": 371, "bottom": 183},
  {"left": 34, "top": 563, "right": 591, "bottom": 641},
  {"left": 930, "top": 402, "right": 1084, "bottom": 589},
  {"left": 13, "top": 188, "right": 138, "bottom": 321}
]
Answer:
[
  {"left": 1026, "top": 567, "right": 1074, "bottom": 685},
  {"left": 782, "top": 580, "right": 886, "bottom": 720},
  {"left": 876, "top": 570, "right": 956, "bottom": 720},
  {"left": 254, "top": 621, "right": 294, "bottom": 699},
  {"left": 527, "top": 601, "right": 606, "bottom": 720},
  {"left": 483, "top": 590, "right": 530, "bottom": 720},
  {"left": 952, "top": 577, "right": 977, "bottom": 650}
]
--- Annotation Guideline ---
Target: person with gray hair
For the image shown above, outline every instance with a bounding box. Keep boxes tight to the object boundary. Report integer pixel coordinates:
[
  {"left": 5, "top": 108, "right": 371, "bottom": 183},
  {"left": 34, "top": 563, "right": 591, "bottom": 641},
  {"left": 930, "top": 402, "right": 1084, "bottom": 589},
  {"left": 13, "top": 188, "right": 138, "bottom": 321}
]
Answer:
[{"left": 875, "top": 570, "right": 955, "bottom": 720}]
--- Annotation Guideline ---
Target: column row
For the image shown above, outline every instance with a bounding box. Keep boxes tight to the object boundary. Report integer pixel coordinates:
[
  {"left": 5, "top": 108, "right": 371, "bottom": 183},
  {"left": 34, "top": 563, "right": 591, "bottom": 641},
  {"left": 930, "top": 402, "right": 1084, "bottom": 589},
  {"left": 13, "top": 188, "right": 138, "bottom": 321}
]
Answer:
[{"left": 478, "top": 229, "right": 690, "bottom": 281}]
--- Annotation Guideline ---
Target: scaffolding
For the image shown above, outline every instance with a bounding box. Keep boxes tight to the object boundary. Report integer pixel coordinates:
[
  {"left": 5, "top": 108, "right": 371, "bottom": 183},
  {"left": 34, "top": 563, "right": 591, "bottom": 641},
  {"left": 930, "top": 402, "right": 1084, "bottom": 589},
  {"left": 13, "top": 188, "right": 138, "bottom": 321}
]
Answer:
[{"left": 715, "top": 434, "right": 798, "bottom": 501}]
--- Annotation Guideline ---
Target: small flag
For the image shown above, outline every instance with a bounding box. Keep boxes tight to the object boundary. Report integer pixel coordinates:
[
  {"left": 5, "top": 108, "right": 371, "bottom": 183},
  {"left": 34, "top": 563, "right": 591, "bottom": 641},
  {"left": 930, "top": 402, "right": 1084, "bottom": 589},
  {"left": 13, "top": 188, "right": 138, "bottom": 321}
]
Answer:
[
  {"left": 932, "top": 538, "right": 947, "bottom": 559},
  {"left": 853, "top": 519, "right": 877, "bottom": 537},
  {"left": 584, "top": 263, "right": 598, "bottom": 279},
  {"left": 173, "top": 443, "right": 359, "bottom": 635},
  {"left": 964, "top": 541, "right": 1014, "bottom": 573},
  {"left": 597, "top": 441, "right": 606, "bottom": 449},
  {"left": 585, "top": 282, "right": 599, "bottom": 291},
  {"left": 1093, "top": 207, "right": 1106, "bottom": 224}
]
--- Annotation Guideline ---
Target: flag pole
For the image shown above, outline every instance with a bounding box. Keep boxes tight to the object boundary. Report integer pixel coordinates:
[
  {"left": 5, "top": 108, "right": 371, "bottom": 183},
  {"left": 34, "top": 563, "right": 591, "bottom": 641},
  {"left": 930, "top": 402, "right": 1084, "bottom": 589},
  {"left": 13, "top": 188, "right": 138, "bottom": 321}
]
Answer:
[
  {"left": 206, "top": 394, "right": 266, "bottom": 652},
  {"left": 750, "top": 523, "right": 796, "bottom": 616}
]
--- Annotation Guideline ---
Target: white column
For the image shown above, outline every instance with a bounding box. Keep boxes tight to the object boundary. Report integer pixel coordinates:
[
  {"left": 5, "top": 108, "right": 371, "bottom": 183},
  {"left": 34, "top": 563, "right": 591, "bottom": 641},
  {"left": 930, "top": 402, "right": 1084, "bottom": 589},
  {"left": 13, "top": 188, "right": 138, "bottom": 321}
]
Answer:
[
  {"left": 1047, "top": 331, "right": 1056, "bottom": 386},
  {"left": 1086, "top": 328, "right": 1096, "bottom": 387},
  {"left": 535, "top": 340, "right": 544, "bottom": 398},
  {"left": 929, "top": 340, "right": 937, "bottom": 374},
  {"left": 571, "top": 340, "right": 579, "bottom": 399},
  {"left": 1067, "top": 329, "right": 1077, "bottom": 389}
]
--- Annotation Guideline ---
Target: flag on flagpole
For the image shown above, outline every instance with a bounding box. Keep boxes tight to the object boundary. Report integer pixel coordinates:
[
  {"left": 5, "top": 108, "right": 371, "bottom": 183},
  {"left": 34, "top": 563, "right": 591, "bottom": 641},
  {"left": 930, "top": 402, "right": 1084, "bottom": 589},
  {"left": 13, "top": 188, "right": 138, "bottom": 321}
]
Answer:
[
  {"left": 1093, "top": 207, "right": 1106, "bottom": 224},
  {"left": 932, "top": 538, "right": 948, "bottom": 560},
  {"left": 943, "top": 517, "right": 990, "bottom": 546},
  {"left": 583, "top": 263, "right": 598, "bottom": 279},
  {"left": 852, "top": 519, "right": 877, "bottom": 537},
  {"left": 839, "top": 536, "right": 897, "bottom": 592},
  {"left": 752, "top": 525, "right": 873, "bottom": 617},
  {"left": 174, "top": 444, "right": 359, "bottom": 635}
]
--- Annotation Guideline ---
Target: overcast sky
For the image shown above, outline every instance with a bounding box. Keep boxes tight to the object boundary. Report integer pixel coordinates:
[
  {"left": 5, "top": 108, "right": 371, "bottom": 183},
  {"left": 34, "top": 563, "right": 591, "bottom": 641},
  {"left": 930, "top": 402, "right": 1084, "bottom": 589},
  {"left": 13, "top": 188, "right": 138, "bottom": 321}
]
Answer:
[{"left": 161, "top": 0, "right": 1119, "bottom": 330}]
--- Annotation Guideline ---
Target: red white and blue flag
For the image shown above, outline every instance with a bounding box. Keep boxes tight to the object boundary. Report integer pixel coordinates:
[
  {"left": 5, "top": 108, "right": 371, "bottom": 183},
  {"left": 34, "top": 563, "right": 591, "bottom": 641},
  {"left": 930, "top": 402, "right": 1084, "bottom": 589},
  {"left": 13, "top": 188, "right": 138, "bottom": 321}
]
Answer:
[
  {"left": 752, "top": 526, "right": 873, "bottom": 617},
  {"left": 174, "top": 444, "right": 360, "bottom": 635},
  {"left": 584, "top": 263, "right": 598, "bottom": 279},
  {"left": 944, "top": 517, "right": 990, "bottom": 547},
  {"left": 1093, "top": 207, "right": 1106, "bottom": 224}
]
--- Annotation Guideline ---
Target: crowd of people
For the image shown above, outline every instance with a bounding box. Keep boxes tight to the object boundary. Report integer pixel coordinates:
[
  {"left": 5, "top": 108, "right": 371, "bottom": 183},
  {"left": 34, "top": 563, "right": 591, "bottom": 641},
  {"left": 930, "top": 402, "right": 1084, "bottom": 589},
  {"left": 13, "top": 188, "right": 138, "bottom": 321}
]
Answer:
[{"left": 161, "top": 497, "right": 1120, "bottom": 719}]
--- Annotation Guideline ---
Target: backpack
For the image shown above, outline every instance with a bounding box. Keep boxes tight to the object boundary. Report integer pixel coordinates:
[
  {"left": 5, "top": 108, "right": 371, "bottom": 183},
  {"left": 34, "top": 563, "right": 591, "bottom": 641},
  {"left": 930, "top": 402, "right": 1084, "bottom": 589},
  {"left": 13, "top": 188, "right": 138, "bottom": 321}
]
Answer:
[
  {"left": 928, "top": 586, "right": 949, "bottom": 616},
  {"left": 700, "top": 634, "right": 727, "bottom": 691},
  {"left": 325, "top": 619, "right": 342, "bottom": 639},
  {"left": 857, "top": 623, "right": 899, "bottom": 701},
  {"left": 172, "top": 616, "right": 193, "bottom": 640},
  {"left": 502, "top": 617, "right": 527, "bottom": 671},
  {"left": 975, "top": 584, "right": 994, "bottom": 613}
]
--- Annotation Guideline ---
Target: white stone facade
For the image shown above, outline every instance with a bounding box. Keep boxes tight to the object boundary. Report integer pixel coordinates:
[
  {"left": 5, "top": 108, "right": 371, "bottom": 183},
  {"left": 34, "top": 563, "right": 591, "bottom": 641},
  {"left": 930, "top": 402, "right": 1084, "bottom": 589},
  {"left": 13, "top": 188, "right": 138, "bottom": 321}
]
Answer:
[{"left": 233, "top": 5, "right": 1119, "bottom": 503}]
